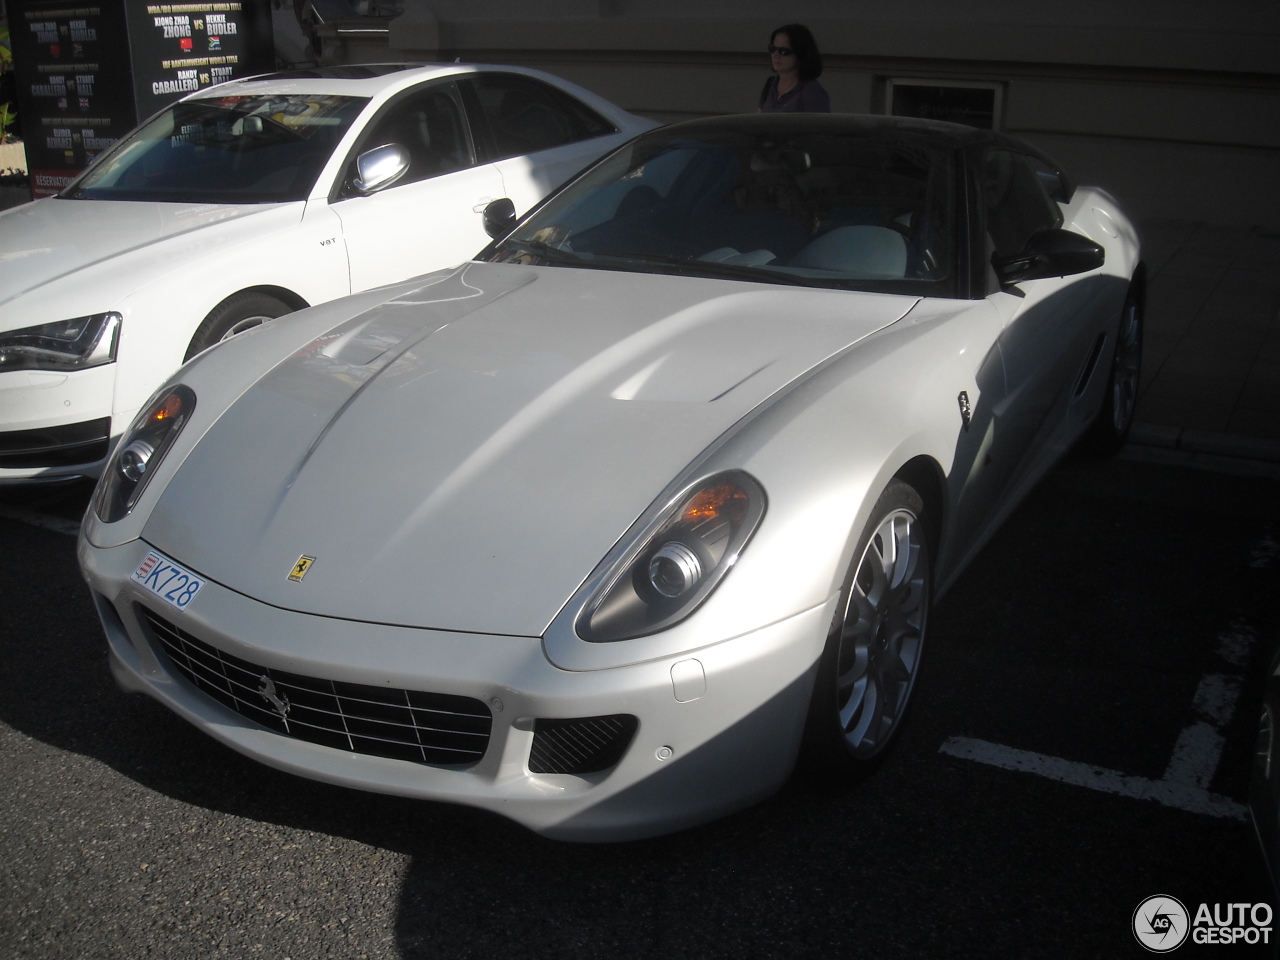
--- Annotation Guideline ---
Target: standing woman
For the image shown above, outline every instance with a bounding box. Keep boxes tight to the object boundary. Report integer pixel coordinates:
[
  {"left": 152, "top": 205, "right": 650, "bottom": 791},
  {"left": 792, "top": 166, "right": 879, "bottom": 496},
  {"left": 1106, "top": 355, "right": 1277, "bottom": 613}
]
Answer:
[{"left": 758, "top": 24, "right": 830, "bottom": 113}]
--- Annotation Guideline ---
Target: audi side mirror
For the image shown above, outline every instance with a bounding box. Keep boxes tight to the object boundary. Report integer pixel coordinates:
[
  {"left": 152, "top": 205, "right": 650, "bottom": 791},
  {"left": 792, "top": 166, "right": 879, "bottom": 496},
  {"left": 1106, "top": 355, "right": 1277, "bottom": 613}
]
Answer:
[{"left": 352, "top": 144, "right": 411, "bottom": 196}]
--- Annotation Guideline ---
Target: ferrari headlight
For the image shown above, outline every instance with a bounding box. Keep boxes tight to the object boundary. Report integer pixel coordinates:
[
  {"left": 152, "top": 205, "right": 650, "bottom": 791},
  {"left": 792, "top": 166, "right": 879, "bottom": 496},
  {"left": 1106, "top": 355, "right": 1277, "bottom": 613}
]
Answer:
[
  {"left": 0, "top": 313, "right": 121, "bottom": 372},
  {"left": 578, "top": 471, "right": 766, "bottom": 642},
  {"left": 94, "top": 384, "right": 195, "bottom": 523}
]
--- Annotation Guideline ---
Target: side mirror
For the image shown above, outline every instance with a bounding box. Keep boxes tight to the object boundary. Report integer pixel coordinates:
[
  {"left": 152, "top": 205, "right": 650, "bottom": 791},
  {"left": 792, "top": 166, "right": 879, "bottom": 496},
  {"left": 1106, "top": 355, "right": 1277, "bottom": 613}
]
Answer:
[
  {"left": 482, "top": 198, "right": 517, "bottom": 239},
  {"left": 993, "top": 228, "right": 1104, "bottom": 286},
  {"left": 352, "top": 143, "right": 410, "bottom": 196}
]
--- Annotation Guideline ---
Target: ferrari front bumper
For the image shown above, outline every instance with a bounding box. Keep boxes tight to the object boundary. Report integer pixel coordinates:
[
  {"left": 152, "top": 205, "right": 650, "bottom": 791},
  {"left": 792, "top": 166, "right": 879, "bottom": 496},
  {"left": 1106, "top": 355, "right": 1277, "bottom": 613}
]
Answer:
[{"left": 79, "top": 535, "right": 833, "bottom": 841}]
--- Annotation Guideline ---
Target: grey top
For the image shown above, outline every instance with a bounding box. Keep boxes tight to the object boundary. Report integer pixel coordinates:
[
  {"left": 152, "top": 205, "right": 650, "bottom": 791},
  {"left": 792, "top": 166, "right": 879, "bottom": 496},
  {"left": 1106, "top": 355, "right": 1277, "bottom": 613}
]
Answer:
[{"left": 759, "top": 76, "right": 831, "bottom": 113}]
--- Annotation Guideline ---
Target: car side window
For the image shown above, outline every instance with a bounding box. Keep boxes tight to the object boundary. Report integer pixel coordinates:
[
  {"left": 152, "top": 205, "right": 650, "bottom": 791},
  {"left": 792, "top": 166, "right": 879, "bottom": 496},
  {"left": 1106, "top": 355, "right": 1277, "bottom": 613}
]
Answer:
[
  {"left": 1021, "top": 152, "right": 1070, "bottom": 204},
  {"left": 463, "top": 73, "right": 617, "bottom": 161},
  {"left": 346, "top": 81, "right": 476, "bottom": 192},
  {"left": 983, "top": 148, "right": 1063, "bottom": 259}
]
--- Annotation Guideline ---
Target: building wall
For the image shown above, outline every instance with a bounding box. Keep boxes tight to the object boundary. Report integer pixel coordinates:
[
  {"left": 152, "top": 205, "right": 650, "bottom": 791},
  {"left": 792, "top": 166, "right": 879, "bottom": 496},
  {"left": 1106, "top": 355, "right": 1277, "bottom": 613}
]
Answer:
[{"left": 331, "top": 1, "right": 1280, "bottom": 227}]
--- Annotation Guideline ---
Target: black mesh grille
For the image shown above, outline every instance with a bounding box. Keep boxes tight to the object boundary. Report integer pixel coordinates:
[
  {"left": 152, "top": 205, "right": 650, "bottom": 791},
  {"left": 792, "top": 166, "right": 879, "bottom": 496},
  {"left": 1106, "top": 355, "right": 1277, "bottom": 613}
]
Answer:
[
  {"left": 529, "top": 715, "right": 638, "bottom": 775},
  {"left": 0, "top": 416, "right": 111, "bottom": 468},
  {"left": 140, "top": 607, "right": 492, "bottom": 767}
]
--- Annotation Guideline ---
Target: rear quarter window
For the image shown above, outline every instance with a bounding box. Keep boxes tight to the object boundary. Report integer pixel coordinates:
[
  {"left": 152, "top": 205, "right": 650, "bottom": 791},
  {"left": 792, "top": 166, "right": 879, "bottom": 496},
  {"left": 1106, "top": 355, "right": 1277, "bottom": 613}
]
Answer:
[{"left": 466, "top": 73, "right": 617, "bottom": 160}]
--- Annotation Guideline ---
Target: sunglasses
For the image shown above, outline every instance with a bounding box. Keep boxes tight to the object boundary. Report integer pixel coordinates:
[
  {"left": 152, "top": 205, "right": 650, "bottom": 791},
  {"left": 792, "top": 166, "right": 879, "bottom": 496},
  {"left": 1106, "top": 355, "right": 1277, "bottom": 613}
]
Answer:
[{"left": 767, "top": 44, "right": 795, "bottom": 56}]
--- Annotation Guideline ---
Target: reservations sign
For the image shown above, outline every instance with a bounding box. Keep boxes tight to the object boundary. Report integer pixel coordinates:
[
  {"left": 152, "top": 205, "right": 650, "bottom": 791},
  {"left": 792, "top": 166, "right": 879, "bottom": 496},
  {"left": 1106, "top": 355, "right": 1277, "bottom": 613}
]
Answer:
[{"left": 7, "top": 0, "right": 272, "bottom": 198}]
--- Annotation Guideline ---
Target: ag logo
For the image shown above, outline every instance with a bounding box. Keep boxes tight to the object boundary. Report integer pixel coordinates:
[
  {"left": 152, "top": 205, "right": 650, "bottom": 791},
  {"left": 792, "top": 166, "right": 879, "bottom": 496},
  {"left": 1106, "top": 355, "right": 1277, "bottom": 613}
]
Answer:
[{"left": 1133, "top": 895, "right": 1190, "bottom": 953}]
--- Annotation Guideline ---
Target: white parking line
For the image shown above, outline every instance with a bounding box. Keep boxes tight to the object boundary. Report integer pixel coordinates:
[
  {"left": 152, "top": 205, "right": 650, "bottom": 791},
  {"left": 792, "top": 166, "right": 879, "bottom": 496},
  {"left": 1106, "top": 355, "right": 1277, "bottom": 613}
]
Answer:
[
  {"left": 0, "top": 504, "right": 82, "bottom": 537},
  {"left": 939, "top": 736, "right": 1246, "bottom": 819},
  {"left": 941, "top": 620, "right": 1257, "bottom": 821}
]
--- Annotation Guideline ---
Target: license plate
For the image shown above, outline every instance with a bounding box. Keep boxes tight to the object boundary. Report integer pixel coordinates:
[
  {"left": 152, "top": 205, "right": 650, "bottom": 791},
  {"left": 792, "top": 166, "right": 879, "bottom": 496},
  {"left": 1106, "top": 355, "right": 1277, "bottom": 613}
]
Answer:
[{"left": 132, "top": 551, "right": 205, "bottom": 611}]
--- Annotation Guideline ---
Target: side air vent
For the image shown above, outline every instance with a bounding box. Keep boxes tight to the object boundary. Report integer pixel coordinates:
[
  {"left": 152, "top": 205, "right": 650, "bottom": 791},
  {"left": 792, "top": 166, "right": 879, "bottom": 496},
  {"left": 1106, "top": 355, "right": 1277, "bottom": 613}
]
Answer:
[
  {"left": 529, "top": 715, "right": 639, "bottom": 775},
  {"left": 1073, "top": 332, "right": 1107, "bottom": 398}
]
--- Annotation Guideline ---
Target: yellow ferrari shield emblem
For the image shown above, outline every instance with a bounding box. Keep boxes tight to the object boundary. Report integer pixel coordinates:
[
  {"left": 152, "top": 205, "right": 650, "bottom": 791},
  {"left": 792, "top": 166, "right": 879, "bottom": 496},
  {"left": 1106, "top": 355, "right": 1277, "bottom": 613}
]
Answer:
[{"left": 288, "top": 555, "right": 316, "bottom": 582}]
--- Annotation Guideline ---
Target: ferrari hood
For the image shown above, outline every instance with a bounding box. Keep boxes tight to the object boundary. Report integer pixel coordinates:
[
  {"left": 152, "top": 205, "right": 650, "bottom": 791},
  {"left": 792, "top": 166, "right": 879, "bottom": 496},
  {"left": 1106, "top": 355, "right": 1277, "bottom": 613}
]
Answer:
[
  {"left": 0, "top": 198, "right": 291, "bottom": 311},
  {"left": 143, "top": 262, "right": 916, "bottom": 636}
]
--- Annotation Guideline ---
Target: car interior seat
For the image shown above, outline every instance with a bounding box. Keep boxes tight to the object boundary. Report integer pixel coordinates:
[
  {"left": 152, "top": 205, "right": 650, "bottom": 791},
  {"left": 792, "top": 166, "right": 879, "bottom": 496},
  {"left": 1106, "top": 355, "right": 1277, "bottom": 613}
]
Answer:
[
  {"left": 419, "top": 93, "right": 470, "bottom": 174},
  {"left": 790, "top": 225, "right": 910, "bottom": 277}
]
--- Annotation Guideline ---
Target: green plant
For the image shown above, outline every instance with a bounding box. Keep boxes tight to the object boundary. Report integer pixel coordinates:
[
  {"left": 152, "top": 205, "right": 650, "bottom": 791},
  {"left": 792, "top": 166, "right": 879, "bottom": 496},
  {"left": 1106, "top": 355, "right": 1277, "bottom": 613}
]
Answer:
[{"left": 0, "top": 23, "right": 13, "bottom": 142}]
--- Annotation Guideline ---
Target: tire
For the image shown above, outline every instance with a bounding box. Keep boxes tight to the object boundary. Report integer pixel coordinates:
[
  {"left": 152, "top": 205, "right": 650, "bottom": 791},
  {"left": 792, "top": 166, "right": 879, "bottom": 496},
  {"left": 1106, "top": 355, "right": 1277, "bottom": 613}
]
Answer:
[
  {"left": 1083, "top": 285, "right": 1143, "bottom": 456},
  {"left": 801, "top": 479, "right": 930, "bottom": 780},
  {"left": 184, "top": 292, "right": 293, "bottom": 362}
]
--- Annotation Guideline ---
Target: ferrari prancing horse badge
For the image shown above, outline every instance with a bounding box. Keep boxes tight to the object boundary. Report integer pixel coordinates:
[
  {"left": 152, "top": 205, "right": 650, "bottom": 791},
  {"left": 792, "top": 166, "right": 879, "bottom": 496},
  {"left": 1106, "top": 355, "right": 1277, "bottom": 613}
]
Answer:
[{"left": 288, "top": 556, "right": 316, "bottom": 582}]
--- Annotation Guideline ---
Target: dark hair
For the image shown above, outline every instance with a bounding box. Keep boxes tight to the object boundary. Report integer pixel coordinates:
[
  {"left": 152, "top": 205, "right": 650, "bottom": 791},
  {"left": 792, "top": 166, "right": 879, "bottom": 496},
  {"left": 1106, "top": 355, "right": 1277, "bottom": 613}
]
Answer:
[{"left": 771, "top": 23, "right": 823, "bottom": 81}]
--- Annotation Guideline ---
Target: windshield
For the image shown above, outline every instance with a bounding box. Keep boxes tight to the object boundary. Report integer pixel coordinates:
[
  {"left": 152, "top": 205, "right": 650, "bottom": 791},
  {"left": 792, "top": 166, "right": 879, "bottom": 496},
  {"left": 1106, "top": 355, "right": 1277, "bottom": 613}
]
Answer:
[
  {"left": 487, "top": 122, "right": 959, "bottom": 295},
  {"left": 63, "top": 94, "right": 368, "bottom": 204}
]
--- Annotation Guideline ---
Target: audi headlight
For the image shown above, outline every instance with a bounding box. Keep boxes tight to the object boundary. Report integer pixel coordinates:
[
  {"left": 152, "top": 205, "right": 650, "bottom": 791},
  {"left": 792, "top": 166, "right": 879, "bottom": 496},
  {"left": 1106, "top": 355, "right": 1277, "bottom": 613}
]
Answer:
[
  {"left": 94, "top": 384, "right": 195, "bottom": 523},
  {"left": 578, "top": 471, "right": 766, "bottom": 642},
  {"left": 0, "top": 313, "right": 121, "bottom": 372}
]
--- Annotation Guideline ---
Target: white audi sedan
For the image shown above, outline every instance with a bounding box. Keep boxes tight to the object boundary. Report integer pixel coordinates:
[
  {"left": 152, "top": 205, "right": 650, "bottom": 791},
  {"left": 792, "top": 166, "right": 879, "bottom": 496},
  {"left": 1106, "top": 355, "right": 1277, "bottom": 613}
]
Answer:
[{"left": 0, "top": 63, "right": 653, "bottom": 482}]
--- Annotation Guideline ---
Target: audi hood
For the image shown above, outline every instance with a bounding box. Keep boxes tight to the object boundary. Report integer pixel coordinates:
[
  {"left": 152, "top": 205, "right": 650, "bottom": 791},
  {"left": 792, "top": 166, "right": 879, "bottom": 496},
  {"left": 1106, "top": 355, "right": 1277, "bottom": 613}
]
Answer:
[
  {"left": 0, "top": 197, "right": 300, "bottom": 318},
  {"left": 132, "top": 262, "right": 917, "bottom": 637}
]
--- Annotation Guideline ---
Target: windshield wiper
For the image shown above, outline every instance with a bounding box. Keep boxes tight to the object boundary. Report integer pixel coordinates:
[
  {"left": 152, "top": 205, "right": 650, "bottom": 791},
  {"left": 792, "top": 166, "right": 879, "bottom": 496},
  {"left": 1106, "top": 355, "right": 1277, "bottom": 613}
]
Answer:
[
  {"left": 592, "top": 249, "right": 829, "bottom": 288},
  {"left": 495, "top": 238, "right": 585, "bottom": 266}
]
